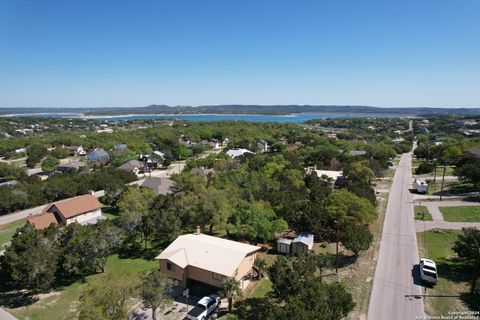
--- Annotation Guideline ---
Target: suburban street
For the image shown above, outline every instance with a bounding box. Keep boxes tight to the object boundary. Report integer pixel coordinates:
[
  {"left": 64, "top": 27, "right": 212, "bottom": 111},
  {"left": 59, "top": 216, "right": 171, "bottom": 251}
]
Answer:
[{"left": 368, "top": 152, "right": 424, "bottom": 320}]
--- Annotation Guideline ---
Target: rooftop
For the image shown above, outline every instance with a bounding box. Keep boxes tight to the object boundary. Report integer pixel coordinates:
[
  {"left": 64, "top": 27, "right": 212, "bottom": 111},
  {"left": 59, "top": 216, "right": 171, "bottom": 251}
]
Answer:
[
  {"left": 43, "top": 194, "right": 102, "bottom": 219},
  {"left": 155, "top": 233, "right": 261, "bottom": 276}
]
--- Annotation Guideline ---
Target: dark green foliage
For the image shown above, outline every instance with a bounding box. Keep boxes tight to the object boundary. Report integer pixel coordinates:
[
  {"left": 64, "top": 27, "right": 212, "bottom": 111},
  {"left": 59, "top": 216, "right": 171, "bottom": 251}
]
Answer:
[
  {"left": 415, "top": 162, "right": 436, "bottom": 174},
  {"left": 268, "top": 254, "right": 317, "bottom": 300},
  {"left": 456, "top": 157, "right": 480, "bottom": 188},
  {"left": 453, "top": 228, "right": 480, "bottom": 294},
  {"left": 140, "top": 269, "right": 173, "bottom": 320},
  {"left": 0, "top": 224, "right": 60, "bottom": 291},
  {"left": 341, "top": 224, "right": 373, "bottom": 256}
]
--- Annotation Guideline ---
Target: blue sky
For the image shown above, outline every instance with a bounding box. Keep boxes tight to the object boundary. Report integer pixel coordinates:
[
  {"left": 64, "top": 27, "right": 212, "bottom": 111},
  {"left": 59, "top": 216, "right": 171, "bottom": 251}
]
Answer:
[{"left": 0, "top": 0, "right": 479, "bottom": 108}]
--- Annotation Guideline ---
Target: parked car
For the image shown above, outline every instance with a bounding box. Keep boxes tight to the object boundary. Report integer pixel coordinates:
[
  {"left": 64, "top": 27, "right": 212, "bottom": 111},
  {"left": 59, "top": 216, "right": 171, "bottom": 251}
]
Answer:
[
  {"left": 186, "top": 294, "right": 221, "bottom": 320},
  {"left": 419, "top": 258, "right": 438, "bottom": 284}
]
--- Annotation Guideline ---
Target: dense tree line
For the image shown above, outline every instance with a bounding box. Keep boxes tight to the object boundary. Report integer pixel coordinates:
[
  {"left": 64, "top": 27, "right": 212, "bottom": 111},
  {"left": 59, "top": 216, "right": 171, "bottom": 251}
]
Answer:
[
  {"left": 0, "top": 166, "right": 136, "bottom": 214},
  {"left": 0, "top": 221, "right": 120, "bottom": 291}
]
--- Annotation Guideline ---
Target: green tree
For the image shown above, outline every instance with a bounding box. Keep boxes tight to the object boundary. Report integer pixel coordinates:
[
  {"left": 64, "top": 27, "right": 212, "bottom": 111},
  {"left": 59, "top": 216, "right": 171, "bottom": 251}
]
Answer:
[
  {"left": 223, "top": 277, "right": 242, "bottom": 312},
  {"left": 118, "top": 186, "right": 156, "bottom": 248},
  {"left": 51, "top": 146, "right": 70, "bottom": 159},
  {"left": 26, "top": 144, "right": 48, "bottom": 168},
  {"left": 453, "top": 228, "right": 480, "bottom": 294},
  {"left": 327, "top": 189, "right": 378, "bottom": 228},
  {"left": 1, "top": 224, "right": 60, "bottom": 291},
  {"left": 456, "top": 158, "right": 480, "bottom": 189},
  {"left": 78, "top": 271, "right": 139, "bottom": 320},
  {"left": 41, "top": 155, "right": 60, "bottom": 173},
  {"left": 276, "top": 280, "right": 354, "bottom": 320},
  {"left": 268, "top": 254, "right": 317, "bottom": 300},
  {"left": 340, "top": 224, "right": 373, "bottom": 257},
  {"left": 140, "top": 269, "right": 173, "bottom": 320},
  {"left": 230, "top": 201, "right": 288, "bottom": 242},
  {"left": 254, "top": 258, "right": 267, "bottom": 279}
]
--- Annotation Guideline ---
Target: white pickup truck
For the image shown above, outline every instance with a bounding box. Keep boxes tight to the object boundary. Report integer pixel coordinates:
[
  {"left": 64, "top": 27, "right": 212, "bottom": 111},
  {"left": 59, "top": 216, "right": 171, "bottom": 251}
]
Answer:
[
  {"left": 186, "top": 294, "right": 221, "bottom": 320},
  {"left": 420, "top": 258, "right": 438, "bottom": 284}
]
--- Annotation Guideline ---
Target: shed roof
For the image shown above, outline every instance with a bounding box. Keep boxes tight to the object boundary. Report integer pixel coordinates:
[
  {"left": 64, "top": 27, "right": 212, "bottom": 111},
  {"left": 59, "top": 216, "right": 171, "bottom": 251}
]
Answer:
[
  {"left": 276, "top": 238, "right": 293, "bottom": 245},
  {"left": 292, "top": 233, "right": 314, "bottom": 245},
  {"left": 155, "top": 233, "right": 261, "bottom": 276}
]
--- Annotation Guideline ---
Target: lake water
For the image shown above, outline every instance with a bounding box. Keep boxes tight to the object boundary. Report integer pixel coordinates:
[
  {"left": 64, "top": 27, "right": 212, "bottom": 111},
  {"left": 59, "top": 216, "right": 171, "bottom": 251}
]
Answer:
[{"left": 11, "top": 113, "right": 400, "bottom": 122}]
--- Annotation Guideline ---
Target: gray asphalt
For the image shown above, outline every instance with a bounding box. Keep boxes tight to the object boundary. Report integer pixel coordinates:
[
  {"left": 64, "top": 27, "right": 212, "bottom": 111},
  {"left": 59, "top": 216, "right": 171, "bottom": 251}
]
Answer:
[{"left": 368, "top": 152, "right": 424, "bottom": 320}]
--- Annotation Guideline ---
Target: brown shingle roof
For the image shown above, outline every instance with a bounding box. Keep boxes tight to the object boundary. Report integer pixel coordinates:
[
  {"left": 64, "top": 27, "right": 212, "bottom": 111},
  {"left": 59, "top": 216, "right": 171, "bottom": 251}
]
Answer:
[
  {"left": 27, "top": 212, "right": 58, "bottom": 230},
  {"left": 43, "top": 194, "right": 102, "bottom": 219}
]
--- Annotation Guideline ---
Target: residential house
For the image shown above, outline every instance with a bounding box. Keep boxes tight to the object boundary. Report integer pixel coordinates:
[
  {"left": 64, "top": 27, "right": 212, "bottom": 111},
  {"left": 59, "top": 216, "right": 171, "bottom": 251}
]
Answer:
[
  {"left": 113, "top": 143, "right": 128, "bottom": 150},
  {"left": 87, "top": 148, "right": 110, "bottom": 164},
  {"left": 57, "top": 161, "right": 87, "bottom": 173},
  {"left": 140, "top": 177, "right": 176, "bottom": 195},
  {"left": 349, "top": 150, "right": 367, "bottom": 157},
  {"left": 141, "top": 151, "right": 165, "bottom": 170},
  {"left": 27, "top": 193, "right": 104, "bottom": 230},
  {"left": 257, "top": 140, "right": 268, "bottom": 153},
  {"left": 201, "top": 139, "right": 221, "bottom": 149},
  {"left": 466, "top": 147, "right": 480, "bottom": 158},
  {"left": 313, "top": 169, "right": 343, "bottom": 182},
  {"left": 119, "top": 160, "right": 144, "bottom": 174},
  {"left": 69, "top": 145, "right": 86, "bottom": 156},
  {"left": 14, "top": 147, "right": 26, "bottom": 154},
  {"left": 155, "top": 229, "right": 261, "bottom": 289},
  {"left": 0, "top": 180, "right": 19, "bottom": 187},
  {"left": 190, "top": 167, "right": 215, "bottom": 181},
  {"left": 226, "top": 148, "right": 254, "bottom": 159}
]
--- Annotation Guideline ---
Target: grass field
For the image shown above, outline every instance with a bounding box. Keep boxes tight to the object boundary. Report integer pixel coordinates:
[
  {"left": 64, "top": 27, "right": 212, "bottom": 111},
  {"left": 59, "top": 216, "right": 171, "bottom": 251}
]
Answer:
[
  {"left": 7, "top": 255, "right": 157, "bottom": 320},
  {"left": 249, "top": 279, "right": 272, "bottom": 299},
  {"left": 440, "top": 206, "right": 480, "bottom": 222},
  {"left": 0, "top": 219, "right": 26, "bottom": 248},
  {"left": 414, "top": 206, "right": 433, "bottom": 221},
  {"left": 417, "top": 230, "right": 474, "bottom": 316}
]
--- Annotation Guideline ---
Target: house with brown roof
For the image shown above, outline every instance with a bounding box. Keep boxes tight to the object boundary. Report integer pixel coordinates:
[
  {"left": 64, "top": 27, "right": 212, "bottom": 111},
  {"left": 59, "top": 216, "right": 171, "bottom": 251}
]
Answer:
[
  {"left": 27, "top": 193, "right": 104, "bottom": 230},
  {"left": 155, "top": 228, "right": 261, "bottom": 290}
]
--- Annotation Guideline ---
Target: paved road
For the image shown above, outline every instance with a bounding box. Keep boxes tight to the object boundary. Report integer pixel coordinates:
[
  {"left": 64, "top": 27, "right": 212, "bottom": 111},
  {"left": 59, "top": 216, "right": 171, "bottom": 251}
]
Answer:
[
  {"left": 0, "top": 308, "right": 17, "bottom": 320},
  {"left": 368, "top": 152, "right": 424, "bottom": 320},
  {"left": 0, "top": 162, "right": 185, "bottom": 226}
]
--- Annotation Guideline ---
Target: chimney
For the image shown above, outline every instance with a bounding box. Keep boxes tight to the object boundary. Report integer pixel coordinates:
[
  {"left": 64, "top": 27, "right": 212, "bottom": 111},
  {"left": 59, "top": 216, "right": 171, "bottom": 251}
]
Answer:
[{"left": 195, "top": 226, "right": 201, "bottom": 235}]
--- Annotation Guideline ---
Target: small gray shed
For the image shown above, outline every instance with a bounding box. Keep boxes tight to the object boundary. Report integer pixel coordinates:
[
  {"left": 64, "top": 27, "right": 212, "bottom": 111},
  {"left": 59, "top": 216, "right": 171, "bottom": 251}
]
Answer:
[
  {"left": 276, "top": 238, "right": 292, "bottom": 254},
  {"left": 291, "top": 233, "right": 314, "bottom": 255}
]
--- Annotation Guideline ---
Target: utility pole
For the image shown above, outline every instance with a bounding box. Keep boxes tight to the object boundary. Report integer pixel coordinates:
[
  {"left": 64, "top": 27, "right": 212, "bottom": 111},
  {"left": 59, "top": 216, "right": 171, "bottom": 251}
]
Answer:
[{"left": 439, "top": 165, "right": 446, "bottom": 201}]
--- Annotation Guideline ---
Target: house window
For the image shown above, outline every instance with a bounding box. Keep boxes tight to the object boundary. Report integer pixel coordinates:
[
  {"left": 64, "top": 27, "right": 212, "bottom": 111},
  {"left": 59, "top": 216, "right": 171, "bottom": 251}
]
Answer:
[
  {"left": 212, "top": 272, "right": 223, "bottom": 281},
  {"left": 167, "top": 262, "right": 175, "bottom": 272}
]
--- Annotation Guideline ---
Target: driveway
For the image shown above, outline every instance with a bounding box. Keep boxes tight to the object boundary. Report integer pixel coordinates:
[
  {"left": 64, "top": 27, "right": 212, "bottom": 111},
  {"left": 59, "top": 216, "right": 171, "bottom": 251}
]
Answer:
[
  {"left": 368, "top": 152, "right": 424, "bottom": 320},
  {"left": 414, "top": 200, "right": 480, "bottom": 232}
]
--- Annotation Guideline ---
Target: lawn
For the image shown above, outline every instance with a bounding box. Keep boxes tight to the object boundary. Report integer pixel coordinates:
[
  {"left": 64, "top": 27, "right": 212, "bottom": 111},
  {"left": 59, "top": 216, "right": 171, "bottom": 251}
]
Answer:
[
  {"left": 440, "top": 206, "right": 480, "bottom": 222},
  {"left": 417, "top": 230, "right": 473, "bottom": 316},
  {"left": 249, "top": 279, "right": 272, "bottom": 299},
  {"left": 414, "top": 206, "right": 433, "bottom": 221},
  {"left": 7, "top": 255, "right": 157, "bottom": 320},
  {"left": 0, "top": 219, "right": 26, "bottom": 249}
]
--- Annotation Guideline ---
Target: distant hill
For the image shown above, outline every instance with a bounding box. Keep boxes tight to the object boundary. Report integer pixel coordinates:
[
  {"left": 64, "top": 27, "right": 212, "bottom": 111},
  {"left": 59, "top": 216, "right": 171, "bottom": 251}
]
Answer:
[{"left": 1, "top": 105, "right": 480, "bottom": 116}]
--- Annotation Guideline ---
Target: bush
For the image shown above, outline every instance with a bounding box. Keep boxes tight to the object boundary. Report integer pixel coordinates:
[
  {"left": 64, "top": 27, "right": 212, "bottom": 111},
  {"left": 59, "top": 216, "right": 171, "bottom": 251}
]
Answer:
[{"left": 415, "top": 162, "right": 436, "bottom": 175}]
